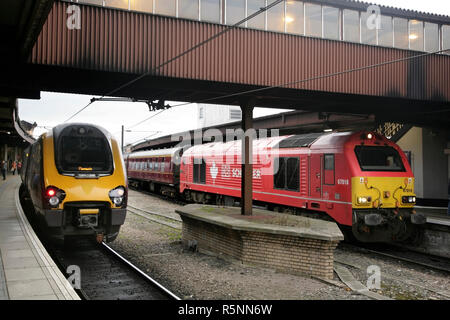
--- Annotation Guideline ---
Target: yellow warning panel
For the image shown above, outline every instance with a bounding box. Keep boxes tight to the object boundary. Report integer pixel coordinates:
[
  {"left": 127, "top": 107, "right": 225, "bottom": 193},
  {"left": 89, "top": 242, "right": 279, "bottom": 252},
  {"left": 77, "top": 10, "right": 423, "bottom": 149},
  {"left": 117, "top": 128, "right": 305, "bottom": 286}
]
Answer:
[{"left": 79, "top": 209, "right": 99, "bottom": 215}]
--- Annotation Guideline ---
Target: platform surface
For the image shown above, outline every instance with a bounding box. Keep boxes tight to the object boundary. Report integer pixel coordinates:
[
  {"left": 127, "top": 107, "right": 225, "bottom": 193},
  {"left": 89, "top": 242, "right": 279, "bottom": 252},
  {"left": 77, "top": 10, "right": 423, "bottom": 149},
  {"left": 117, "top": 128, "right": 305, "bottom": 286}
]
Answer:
[
  {"left": 0, "top": 175, "right": 80, "bottom": 300},
  {"left": 176, "top": 204, "right": 344, "bottom": 241},
  {"left": 414, "top": 206, "right": 450, "bottom": 226}
]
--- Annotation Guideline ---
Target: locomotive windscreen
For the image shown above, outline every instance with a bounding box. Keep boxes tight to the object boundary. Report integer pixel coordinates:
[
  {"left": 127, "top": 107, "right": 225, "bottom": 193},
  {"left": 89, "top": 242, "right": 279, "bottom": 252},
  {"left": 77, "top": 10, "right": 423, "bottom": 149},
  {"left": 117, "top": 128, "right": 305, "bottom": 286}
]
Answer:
[
  {"left": 354, "top": 146, "right": 405, "bottom": 172},
  {"left": 54, "top": 125, "right": 114, "bottom": 176}
]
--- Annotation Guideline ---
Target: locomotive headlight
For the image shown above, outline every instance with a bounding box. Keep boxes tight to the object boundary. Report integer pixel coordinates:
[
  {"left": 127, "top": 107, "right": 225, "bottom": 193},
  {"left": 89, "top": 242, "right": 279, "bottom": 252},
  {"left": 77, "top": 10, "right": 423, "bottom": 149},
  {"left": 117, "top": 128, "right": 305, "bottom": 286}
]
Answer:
[
  {"left": 45, "top": 186, "right": 66, "bottom": 208},
  {"left": 49, "top": 196, "right": 60, "bottom": 206},
  {"left": 358, "top": 197, "right": 367, "bottom": 204},
  {"left": 113, "top": 197, "right": 123, "bottom": 206},
  {"left": 357, "top": 196, "right": 371, "bottom": 204},
  {"left": 402, "top": 196, "right": 416, "bottom": 204},
  {"left": 109, "top": 186, "right": 126, "bottom": 207}
]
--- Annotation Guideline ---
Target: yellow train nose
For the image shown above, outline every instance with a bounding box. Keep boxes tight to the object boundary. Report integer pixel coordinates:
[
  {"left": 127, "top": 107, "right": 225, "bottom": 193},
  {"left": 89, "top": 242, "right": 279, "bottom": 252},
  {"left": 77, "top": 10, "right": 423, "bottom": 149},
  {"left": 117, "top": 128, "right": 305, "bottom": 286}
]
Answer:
[{"left": 352, "top": 177, "right": 415, "bottom": 209}]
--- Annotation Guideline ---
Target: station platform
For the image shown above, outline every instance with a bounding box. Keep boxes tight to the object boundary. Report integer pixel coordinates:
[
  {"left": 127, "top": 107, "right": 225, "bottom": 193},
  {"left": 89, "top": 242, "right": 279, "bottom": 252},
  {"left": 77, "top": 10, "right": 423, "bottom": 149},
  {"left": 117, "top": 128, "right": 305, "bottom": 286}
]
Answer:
[
  {"left": 415, "top": 206, "right": 450, "bottom": 226},
  {"left": 0, "top": 175, "right": 80, "bottom": 300}
]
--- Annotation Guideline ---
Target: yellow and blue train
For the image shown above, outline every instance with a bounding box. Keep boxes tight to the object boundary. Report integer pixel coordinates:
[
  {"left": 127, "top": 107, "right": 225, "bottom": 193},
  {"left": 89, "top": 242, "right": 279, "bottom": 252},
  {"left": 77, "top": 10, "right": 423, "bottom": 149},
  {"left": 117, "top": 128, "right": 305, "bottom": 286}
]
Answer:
[{"left": 20, "top": 123, "right": 127, "bottom": 242}]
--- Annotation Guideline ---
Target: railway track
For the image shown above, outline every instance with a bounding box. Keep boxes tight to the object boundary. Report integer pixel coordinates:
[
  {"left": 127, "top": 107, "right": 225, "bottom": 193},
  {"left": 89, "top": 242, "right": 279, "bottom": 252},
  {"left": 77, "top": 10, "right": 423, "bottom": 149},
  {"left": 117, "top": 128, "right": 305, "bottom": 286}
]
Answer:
[
  {"left": 45, "top": 237, "right": 181, "bottom": 300},
  {"left": 129, "top": 185, "right": 187, "bottom": 206},
  {"left": 127, "top": 205, "right": 182, "bottom": 230},
  {"left": 340, "top": 243, "right": 450, "bottom": 274},
  {"left": 130, "top": 188, "right": 450, "bottom": 275},
  {"left": 20, "top": 192, "right": 180, "bottom": 300}
]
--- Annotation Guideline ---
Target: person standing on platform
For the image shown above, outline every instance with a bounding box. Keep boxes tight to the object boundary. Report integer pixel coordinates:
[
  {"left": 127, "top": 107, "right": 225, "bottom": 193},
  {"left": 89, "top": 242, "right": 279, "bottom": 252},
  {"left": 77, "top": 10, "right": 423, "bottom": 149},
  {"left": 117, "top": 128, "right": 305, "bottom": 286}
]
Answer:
[
  {"left": 1, "top": 161, "right": 6, "bottom": 180},
  {"left": 11, "top": 161, "right": 17, "bottom": 175}
]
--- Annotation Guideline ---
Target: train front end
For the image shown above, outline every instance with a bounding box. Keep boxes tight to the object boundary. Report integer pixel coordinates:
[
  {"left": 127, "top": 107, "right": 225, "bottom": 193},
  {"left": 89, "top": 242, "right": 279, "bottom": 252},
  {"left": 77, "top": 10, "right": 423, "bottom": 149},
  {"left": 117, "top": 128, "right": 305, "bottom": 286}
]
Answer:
[
  {"left": 346, "top": 132, "right": 426, "bottom": 242},
  {"left": 43, "top": 123, "right": 127, "bottom": 242}
]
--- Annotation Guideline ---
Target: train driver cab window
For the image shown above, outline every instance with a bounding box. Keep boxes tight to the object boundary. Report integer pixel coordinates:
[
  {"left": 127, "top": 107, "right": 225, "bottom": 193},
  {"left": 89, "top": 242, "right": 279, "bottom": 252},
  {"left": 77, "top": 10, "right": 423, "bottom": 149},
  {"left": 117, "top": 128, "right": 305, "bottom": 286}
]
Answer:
[
  {"left": 354, "top": 146, "right": 406, "bottom": 172},
  {"left": 274, "top": 157, "right": 299, "bottom": 191},
  {"left": 55, "top": 125, "right": 113, "bottom": 175},
  {"left": 324, "top": 154, "right": 335, "bottom": 185},
  {"left": 193, "top": 158, "right": 206, "bottom": 184}
]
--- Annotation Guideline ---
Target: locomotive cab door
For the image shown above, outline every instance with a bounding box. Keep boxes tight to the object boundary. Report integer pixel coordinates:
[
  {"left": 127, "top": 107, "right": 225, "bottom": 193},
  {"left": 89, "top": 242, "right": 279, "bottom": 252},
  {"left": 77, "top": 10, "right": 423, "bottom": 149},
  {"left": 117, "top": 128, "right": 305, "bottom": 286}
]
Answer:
[{"left": 309, "top": 154, "right": 322, "bottom": 199}]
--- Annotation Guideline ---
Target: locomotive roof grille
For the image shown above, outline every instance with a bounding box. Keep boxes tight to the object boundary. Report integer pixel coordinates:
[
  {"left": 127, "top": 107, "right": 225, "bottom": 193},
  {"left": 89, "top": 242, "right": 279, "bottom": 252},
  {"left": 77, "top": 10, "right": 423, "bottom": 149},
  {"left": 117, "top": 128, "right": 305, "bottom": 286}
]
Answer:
[{"left": 276, "top": 133, "right": 326, "bottom": 149}]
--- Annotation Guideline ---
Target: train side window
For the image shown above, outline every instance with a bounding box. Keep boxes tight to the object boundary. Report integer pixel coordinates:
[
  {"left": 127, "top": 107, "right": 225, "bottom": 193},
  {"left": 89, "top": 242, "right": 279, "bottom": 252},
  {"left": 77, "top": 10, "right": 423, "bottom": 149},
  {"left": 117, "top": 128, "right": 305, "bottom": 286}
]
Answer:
[
  {"left": 274, "top": 157, "right": 286, "bottom": 189},
  {"left": 200, "top": 159, "right": 206, "bottom": 183},
  {"left": 286, "top": 158, "right": 300, "bottom": 191},
  {"left": 193, "top": 158, "right": 206, "bottom": 184},
  {"left": 193, "top": 159, "right": 199, "bottom": 182},
  {"left": 274, "top": 157, "right": 299, "bottom": 191},
  {"left": 324, "top": 154, "right": 335, "bottom": 185}
]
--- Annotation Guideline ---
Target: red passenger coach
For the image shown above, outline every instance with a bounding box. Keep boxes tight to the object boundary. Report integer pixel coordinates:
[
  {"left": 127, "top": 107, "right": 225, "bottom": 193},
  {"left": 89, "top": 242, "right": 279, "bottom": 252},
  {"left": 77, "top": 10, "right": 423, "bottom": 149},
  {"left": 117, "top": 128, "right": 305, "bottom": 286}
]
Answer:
[
  {"left": 179, "top": 131, "right": 425, "bottom": 242},
  {"left": 126, "top": 147, "right": 183, "bottom": 197}
]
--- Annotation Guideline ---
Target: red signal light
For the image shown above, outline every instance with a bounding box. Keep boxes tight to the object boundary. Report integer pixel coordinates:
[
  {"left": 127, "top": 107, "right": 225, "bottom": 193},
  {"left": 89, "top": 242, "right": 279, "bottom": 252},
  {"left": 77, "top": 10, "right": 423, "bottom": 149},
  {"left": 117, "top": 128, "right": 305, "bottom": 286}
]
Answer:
[{"left": 47, "top": 189, "right": 56, "bottom": 197}]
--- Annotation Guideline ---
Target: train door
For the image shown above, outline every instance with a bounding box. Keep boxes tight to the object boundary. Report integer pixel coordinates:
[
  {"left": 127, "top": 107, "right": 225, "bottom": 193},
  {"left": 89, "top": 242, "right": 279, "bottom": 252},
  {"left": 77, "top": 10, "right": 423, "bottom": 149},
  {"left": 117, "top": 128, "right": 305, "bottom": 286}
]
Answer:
[{"left": 309, "top": 154, "right": 322, "bottom": 199}]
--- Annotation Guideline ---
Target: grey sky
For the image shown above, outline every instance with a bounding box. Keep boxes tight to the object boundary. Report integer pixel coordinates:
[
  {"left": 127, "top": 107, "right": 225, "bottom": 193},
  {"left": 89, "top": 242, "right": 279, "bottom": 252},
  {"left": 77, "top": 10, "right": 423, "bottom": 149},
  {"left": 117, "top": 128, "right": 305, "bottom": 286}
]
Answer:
[{"left": 18, "top": 0, "right": 450, "bottom": 146}]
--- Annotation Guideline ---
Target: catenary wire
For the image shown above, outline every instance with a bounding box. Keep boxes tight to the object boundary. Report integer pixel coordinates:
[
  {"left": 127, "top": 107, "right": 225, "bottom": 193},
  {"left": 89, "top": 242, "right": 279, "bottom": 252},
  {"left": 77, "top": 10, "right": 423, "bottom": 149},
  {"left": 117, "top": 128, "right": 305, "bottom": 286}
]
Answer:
[
  {"left": 126, "top": 47, "right": 450, "bottom": 136},
  {"left": 125, "top": 48, "right": 450, "bottom": 146}
]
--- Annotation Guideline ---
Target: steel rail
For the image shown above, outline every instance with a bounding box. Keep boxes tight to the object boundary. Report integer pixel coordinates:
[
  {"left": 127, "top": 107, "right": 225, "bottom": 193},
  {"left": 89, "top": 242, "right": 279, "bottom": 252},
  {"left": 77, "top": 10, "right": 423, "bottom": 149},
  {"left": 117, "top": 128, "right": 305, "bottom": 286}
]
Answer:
[{"left": 102, "top": 242, "right": 181, "bottom": 300}]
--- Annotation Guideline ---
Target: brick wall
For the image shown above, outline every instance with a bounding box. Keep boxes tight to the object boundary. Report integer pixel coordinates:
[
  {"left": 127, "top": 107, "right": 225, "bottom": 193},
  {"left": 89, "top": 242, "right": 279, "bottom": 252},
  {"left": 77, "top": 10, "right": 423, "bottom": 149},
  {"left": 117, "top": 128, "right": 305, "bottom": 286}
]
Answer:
[{"left": 181, "top": 216, "right": 339, "bottom": 279}]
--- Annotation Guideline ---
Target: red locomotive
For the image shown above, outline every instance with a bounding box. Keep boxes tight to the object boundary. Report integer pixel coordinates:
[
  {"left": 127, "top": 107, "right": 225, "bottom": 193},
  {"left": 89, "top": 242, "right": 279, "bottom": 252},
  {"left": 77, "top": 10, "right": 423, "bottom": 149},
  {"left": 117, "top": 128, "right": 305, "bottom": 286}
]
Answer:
[{"left": 126, "top": 131, "right": 426, "bottom": 242}]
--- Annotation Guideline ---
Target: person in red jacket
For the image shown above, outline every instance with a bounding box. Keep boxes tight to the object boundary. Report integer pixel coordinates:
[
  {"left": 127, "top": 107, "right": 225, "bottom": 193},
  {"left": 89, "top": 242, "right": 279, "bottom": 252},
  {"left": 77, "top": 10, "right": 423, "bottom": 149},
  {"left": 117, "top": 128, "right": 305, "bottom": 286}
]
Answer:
[{"left": 11, "top": 161, "right": 17, "bottom": 175}]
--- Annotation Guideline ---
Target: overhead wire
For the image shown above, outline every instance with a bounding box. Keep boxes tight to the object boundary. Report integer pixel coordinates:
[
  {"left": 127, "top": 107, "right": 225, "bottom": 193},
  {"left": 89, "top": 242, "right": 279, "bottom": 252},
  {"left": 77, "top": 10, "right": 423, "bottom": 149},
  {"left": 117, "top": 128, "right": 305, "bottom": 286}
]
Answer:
[
  {"left": 126, "top": 47, "right": 450, "bottom": 145},
  {"left": 59, "top": 1, "right": 449, "bottom": 144}
]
